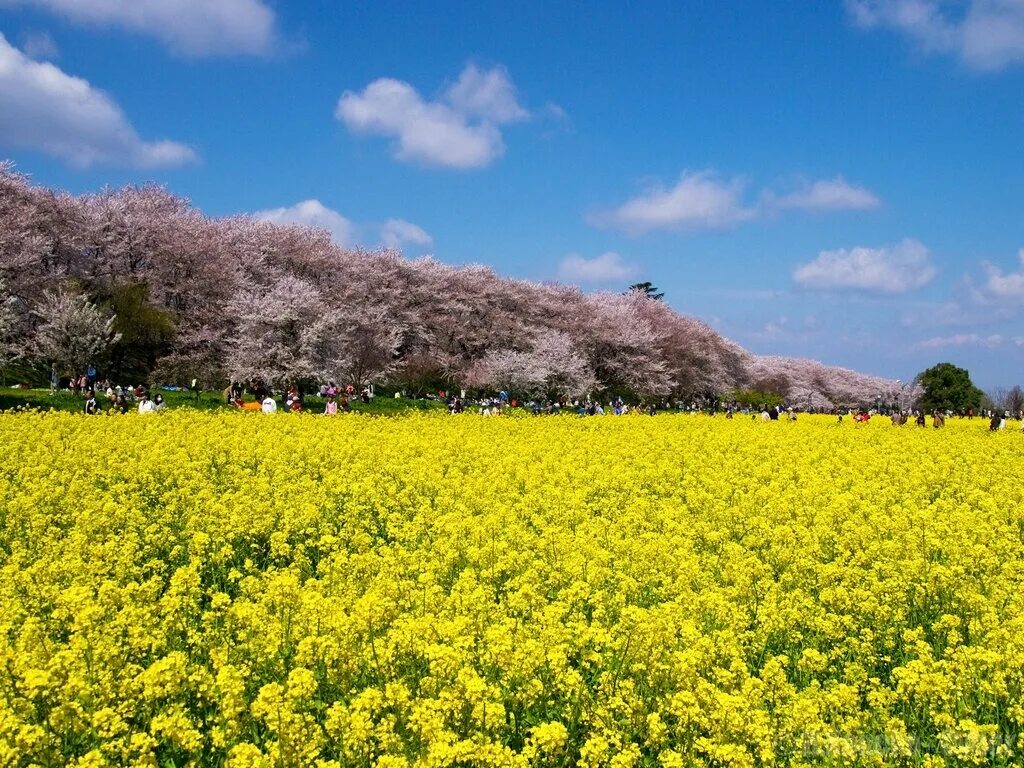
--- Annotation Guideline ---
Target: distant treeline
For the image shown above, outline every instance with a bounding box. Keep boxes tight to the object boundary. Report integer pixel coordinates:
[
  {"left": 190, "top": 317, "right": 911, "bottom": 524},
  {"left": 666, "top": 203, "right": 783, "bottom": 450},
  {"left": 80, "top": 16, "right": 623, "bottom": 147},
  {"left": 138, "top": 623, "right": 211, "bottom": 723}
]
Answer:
[{"left": 0, "top": 163, "right": 897, "bottom": 406}]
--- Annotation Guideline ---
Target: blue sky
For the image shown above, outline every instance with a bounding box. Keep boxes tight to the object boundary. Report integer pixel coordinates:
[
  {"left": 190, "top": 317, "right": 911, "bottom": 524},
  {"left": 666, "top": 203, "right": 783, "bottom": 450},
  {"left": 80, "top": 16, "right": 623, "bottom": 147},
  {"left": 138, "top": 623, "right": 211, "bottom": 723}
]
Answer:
[{"left": 2, "top": 1, "right": 1023, "bottom": 388}]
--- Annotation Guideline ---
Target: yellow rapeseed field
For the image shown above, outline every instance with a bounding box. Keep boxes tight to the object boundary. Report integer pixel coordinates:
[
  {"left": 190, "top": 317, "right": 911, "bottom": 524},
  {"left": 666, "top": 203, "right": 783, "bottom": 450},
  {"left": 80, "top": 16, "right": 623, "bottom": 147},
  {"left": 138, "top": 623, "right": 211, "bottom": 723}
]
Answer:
[{"left": 1, "top": 411, "right": 1023, "bottom": 768}]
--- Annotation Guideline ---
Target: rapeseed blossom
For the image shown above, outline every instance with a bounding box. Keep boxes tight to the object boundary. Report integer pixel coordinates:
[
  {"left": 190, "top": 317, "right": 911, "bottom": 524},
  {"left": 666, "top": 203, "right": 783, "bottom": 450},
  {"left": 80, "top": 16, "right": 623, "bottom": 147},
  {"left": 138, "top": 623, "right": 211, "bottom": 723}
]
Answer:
[{"left": 0, "top": 411, "right": 1021, "bottom": 766}]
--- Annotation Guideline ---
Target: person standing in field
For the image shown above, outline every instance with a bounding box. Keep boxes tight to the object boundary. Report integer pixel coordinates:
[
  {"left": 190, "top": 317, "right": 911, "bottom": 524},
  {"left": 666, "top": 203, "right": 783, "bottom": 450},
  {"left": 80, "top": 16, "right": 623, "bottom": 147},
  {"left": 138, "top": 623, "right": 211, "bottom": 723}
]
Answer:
[
  {"left": 324, "top": 394, "right": 338, "bottom": 415},
  {"left": 84, "top": 390, "right": 99, "bottom": 415}
]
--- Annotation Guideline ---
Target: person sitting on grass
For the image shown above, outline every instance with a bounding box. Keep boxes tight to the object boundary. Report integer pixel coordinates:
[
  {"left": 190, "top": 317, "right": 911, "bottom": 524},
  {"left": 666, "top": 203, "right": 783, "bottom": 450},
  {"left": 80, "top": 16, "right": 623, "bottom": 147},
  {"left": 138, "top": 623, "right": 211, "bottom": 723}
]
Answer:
[{"left": 285, "top": 385, "right": 305, "bottom": 413}]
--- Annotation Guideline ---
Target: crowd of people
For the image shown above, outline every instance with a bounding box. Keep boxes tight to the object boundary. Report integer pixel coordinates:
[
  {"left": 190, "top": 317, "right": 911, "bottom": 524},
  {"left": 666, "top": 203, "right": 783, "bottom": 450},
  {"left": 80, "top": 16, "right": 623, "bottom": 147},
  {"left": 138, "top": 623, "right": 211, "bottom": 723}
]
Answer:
[
  {"left": 440, "top": 391, "right": 680, "bottom": 417},
  {"left": 80, "top": 383, "right": 167, "bottom": 415},
  {"left": 53, "top": 368, "right": 1024, "bottom": 431},
  {"left": 53, "top": 364, "right": 196, "bottom": 416},
  {"left": 224, "top": 380, "right": 374, "bottom": 415}
]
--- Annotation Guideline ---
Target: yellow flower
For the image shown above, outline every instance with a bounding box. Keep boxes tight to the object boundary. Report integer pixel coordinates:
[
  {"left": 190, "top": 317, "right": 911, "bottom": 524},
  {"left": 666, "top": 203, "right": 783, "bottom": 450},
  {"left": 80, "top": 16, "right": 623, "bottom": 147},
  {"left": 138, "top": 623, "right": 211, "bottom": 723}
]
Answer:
[{"left": 0, "top": 411, "right": 1020, "bottom": 766}]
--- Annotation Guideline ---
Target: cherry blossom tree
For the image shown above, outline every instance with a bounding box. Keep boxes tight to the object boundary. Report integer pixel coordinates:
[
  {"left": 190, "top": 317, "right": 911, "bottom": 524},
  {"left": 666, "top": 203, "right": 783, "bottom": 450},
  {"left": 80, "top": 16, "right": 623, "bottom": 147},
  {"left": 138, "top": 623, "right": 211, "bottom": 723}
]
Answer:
[
  {"left": 462, "top": 331, "right": 595, "bottom": 399},
  {"left": 528, "top": 331, "right": 596, "bottom": 397},
  {"left": 746, "top": 355, "right": 897, "bottom": 410},
  {"left": 0, "top": 163, "right": 911, "bottom": 401},
  {"left": 31, "top": 290, "right": 121, "bottom": 376},
  {"left": 394, "top": 351, "right": 454, "bottom": 396},
  {"left": 148, "top": 215, "right": 240, "bottom": 385},
  {"left": 576, "top": 290, "right": 673, "bottom": 397},
  {"left": 0, "top": 279, "right": 19, "bottom": 369},
  {"left": 225, "top": 275, "right": 323, "bottom": 386},
  {"left": 634, "top": 297, "right": 747, "bottom": 396},
  {"left": 0, "top": 163, "right": 85, "bottom": 309},
  {"left": 302, "top": 305, "right": 402, "bottom": 388}
]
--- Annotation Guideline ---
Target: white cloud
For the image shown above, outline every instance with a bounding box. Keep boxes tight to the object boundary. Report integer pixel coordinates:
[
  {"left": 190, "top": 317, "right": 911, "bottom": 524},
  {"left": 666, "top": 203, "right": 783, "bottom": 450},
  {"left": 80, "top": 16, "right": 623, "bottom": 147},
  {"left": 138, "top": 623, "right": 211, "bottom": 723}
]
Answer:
[
  {"left": 594, "top": 171, "right": 879, "bottom": 234},
  {"left": 793, "top": 238, "right": 936, "bottom": 294},
  {"left": 847, "top": 0, "right": 957, "bottom": 50},
  {"left": 0, "top": 33, "right": 197, "bottom": 168},
  {"left": 557, "top": 252, "right": 637, "bottom": 284},
  {"left": 744, "top": 314, "right": 827, "bottom": 345},
  {"left": 443, "top": 63, "right": 529, "bottom": 123},
  {"left": 21, "top": 31, "right": 58, "bottom": 60},
  {"left": 914, "top": 332, "right": 1005, "bottom": 350},
  {"left": 748, "top": 317, "right": 790, "bottom": 343},
  {"left": 897, "top": 248, "right": 1024, "bottom": 333},
  {"left": 980, "top": 248, "right": 1024, "bottom": 300},
  {"left": 381, "top": 218, "right": 433, "bottom": 251},
  {"left": 848, "top": 0, "right": 1024, "bottom": 71},
  {"left": 253, "top": 202, "right": 434, "bottom": 252},
  {"left": 254, "top": 200, "right": 355, "bottom": 246},
  {"left": 767, "top": 177, "right": 881, "bottom": 211},
  {"left": 899, "top": 250, "right": 1024, "bottom": 328},
  {"left": 593, "top": 171, "right": 755, "bottom": 234},
  {"left": 541, "top": 102, "right": 572, "bottom": 126},
  {"left": 900, "top": 299, "right": 999, "bottom": 328},
  {"left": 336, "top": 64, "right": 529, "bottom": 169},
  {"left": 0, "top": 0, "right": 279, "bottom": 57}
]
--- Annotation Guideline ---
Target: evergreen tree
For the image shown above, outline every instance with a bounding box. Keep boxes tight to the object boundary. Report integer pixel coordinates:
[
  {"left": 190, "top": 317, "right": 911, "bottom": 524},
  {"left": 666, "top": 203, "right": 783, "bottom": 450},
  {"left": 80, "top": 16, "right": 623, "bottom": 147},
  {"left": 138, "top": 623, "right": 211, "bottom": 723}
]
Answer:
[{"left": 628, "top": 281, "right": 665, "bottom": 301}]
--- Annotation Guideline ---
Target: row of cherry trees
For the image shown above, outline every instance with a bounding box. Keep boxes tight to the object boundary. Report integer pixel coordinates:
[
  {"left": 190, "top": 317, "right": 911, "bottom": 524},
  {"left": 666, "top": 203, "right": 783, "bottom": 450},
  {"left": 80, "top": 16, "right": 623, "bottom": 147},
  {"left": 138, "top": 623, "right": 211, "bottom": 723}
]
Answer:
[{"left": 0, "top": 163, "right": 897, "bottom": 406}]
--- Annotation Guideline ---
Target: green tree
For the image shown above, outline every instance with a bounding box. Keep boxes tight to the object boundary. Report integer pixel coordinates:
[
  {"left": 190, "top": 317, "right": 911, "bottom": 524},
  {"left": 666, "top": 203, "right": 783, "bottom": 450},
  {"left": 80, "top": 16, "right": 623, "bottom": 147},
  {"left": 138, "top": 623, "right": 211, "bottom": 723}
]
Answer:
[
  {"left": 627, "top": 281, "right": 665, "bottom": 301},
  {"left": 101, "top": 283, "right": 177, "bottom": 382},
  {"left": 916, "top": 362, "right": 984, "bottom": 412},
  {"left": 727, "top": 388, "right": 784, "bottom": 409}
]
